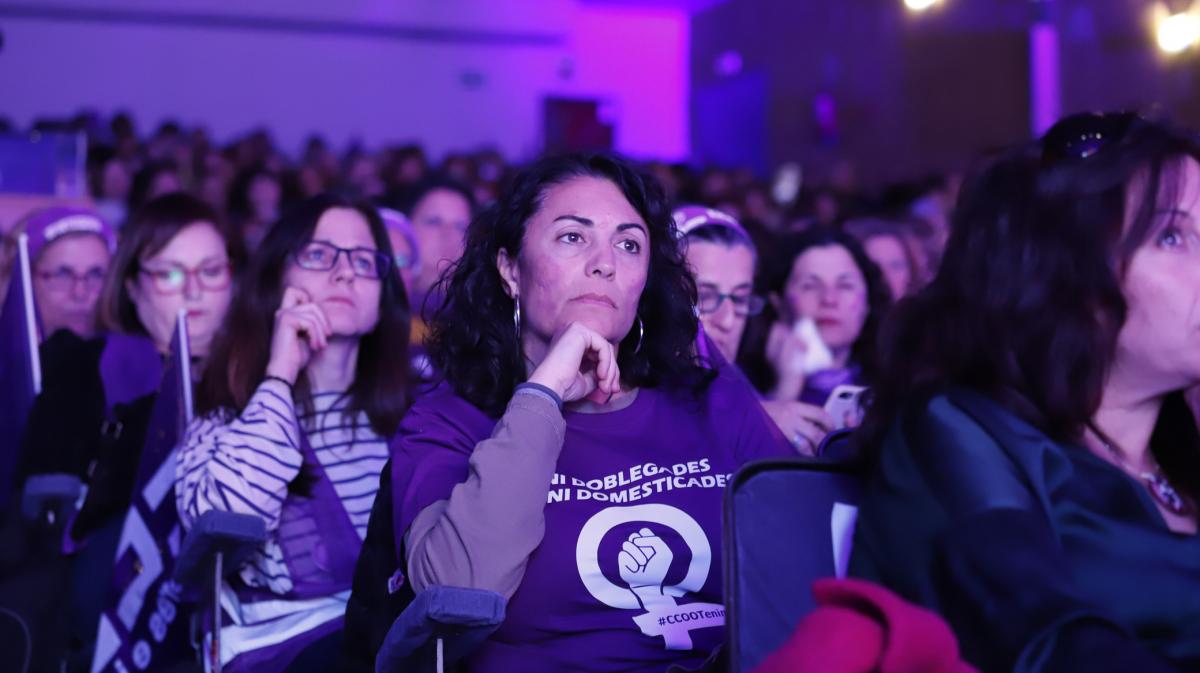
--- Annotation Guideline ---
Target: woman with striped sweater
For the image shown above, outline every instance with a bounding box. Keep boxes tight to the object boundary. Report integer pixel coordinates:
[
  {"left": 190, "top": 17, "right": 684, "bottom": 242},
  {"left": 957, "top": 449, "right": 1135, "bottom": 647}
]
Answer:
[{"left": 177, "top": 194, "right": 411, "bottom": 673}]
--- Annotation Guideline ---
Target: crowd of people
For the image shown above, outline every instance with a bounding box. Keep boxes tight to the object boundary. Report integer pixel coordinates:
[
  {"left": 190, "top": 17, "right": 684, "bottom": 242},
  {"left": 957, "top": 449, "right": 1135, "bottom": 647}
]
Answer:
[{"left": 0, "top": 108, "right": 1197, "bottom": 673}]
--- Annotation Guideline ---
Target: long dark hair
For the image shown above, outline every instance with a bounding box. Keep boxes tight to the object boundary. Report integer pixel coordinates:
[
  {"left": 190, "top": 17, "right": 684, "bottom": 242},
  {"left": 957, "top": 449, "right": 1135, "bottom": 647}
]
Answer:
[
  {"left": 197, "top": 193, "right": 410, "bottom": 436},
  {"left": 739, "top": 227, "right": 891, "bottom": 393},
  {"left": 427, "top": 152, "right": 712, "bottom": 417},
  {"left": 860, "top": 113, "right": 1200, "bottom": 490}
]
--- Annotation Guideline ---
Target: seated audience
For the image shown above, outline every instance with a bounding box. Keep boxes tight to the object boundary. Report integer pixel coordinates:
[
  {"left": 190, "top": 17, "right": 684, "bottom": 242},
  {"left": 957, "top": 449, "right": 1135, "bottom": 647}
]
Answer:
[
  {"left": 676, "top": 205, "right": 838, "bottom": 453},
  {"left": 344, "top": 153, "right": 790, "bottom": 672},
  {"left": 11, "top": 193, "right": 241, "bottom": 671}
]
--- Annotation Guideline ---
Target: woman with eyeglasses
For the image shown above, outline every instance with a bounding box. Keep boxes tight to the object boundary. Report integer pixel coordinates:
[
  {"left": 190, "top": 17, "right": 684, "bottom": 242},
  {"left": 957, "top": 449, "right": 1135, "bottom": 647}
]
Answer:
[
  {"left": 178, "top": 194, "right": 410, "bottom": 673},
  {"left": 8, "top": 193, "right": 243, "bottom": 671},
  {"left": 2, "top": 206, "right": 116, "bottom": 341},
  {"left": 851, "top": 114, "right": 1200, "bottom": 672},
  {"left": 20, "top": 192, "right": 241, "bottom": 490},
  {"left": 675, "top": 205, "right": 840, "bottom": 454}
]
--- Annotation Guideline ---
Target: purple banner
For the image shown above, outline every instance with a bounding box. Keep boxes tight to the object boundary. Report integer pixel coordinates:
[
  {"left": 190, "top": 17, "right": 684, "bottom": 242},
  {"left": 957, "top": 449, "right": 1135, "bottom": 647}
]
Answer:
[
  {"left": 91, "top": 312, "right": 195, "bottom": 673},
  {"left": 0, "top": 233, "right": 41, "bottom": 507}
]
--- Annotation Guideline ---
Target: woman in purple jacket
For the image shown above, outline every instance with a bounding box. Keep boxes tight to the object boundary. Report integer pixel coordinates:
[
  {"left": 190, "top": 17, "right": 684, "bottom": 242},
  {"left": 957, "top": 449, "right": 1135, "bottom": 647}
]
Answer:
[{"left": 378, "top": 153, "right": 791, "bottom": 673}]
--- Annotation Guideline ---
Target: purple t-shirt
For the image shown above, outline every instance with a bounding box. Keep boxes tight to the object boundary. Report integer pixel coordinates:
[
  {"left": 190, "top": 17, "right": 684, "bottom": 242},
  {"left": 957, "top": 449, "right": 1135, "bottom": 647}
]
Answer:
[{"left": 392, "top": 363, "right": 790, "bottom": 673}]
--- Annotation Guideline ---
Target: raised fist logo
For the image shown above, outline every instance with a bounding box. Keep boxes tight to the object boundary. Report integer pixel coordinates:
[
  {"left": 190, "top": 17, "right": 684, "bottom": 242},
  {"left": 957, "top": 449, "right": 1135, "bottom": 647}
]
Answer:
[
  {"left": 576, "top": 504, "right": 711, "bottom": 612},
  {"left": 619, "top": 527, "right": 675, "bottom": 610}
]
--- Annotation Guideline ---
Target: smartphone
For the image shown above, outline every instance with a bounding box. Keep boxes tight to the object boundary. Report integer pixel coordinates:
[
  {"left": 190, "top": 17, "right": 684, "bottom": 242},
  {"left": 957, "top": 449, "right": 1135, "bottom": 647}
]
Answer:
[{"left": 824, "top": 385, "right": 868, "bottom": 430}]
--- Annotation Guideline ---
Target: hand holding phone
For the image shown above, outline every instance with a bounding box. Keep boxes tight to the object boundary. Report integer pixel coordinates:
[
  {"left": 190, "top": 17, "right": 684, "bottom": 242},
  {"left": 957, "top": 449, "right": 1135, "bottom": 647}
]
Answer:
[{"left": 824, "top": 384, "right": 868, "bottom": 431}]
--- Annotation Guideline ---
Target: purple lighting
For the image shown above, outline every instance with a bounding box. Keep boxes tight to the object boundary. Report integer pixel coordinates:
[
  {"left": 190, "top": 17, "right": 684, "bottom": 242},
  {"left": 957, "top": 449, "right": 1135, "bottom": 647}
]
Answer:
[
  {"left": 714, "top": 50, "right": 744, "bottom": 77},
  {"left": 1029, "top": 21, "right": 1061, "bottom": 136}
]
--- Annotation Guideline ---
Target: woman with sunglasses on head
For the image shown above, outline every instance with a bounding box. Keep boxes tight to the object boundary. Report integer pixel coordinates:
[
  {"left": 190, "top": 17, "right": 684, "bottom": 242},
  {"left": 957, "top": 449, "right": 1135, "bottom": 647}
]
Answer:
[
  {"left": 675, "top": 205, "right": 839, "bottom": 455},
  {"left": 8, "top": 193, "right": 243, "bottom": 671},
  {"left": 178, "top": 194, "right": 410, "bottom": 673},
  {"left": 850, "top": 113, "right": 1200, "bottom": 672}
]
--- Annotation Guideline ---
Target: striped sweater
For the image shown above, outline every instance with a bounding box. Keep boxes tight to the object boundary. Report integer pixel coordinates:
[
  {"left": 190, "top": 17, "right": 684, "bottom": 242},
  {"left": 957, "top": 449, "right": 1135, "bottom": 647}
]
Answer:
[{"left": 175, "top": 378, "right": 388, "bottom": 667}]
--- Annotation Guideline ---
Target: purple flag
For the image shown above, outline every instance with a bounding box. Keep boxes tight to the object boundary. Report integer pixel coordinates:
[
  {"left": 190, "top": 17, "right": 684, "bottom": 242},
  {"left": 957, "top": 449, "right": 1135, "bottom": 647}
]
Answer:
[
  {"left": 0, "top": 233, "right": 42, "bottom": 506},
  {"left": 91, "top": 310, "right": 195, "bottom": 673}
]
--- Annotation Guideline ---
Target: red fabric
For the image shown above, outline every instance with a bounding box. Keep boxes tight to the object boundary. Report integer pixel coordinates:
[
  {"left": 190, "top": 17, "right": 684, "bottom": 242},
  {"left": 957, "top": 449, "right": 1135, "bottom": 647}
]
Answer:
[{"left": 752, "top": 578, "right": 980, "bottom": 673}]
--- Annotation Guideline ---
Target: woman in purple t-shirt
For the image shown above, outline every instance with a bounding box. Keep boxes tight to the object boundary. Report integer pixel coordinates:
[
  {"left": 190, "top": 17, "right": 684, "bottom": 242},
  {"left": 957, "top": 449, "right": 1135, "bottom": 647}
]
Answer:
[{"left": 387, "top": 153, "right": 791, "bottom": 672}]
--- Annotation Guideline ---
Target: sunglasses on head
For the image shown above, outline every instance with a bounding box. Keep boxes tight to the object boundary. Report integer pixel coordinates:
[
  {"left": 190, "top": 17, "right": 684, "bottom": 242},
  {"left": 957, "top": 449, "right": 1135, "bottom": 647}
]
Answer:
[{"left": 1040, "top": 112, "right": 1141, "bottom": 165}]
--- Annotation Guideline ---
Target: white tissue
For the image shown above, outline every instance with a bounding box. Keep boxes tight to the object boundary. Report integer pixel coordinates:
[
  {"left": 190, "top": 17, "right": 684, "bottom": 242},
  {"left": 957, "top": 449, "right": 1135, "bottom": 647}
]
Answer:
[{"left": 793, "top": 317, "right": 835, "bottom": 375}]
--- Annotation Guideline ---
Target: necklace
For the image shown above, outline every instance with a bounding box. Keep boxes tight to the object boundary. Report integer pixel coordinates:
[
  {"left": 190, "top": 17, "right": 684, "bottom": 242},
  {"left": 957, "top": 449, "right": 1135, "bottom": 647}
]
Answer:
[{"left": 1095, "top": 436, "right": 1192, "bottom": 517}]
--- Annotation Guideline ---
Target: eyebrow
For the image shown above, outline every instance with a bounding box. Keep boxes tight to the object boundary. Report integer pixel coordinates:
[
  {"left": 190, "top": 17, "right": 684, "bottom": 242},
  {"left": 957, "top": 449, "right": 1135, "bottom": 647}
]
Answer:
[
  {"left": 799, "top": 272, "right": 862, "bottom": 283},
  {"left": 145, "top": 254, "right": 229, "bottom": 268},
  {"left": 311, "top": 239, "right": 377, "bottom": 250},
  {"left": 43, "top": 264, "right": 105, "bottom": 273},
  {"left": 553, "top": 215, "right": 648, "bottom": 235},
  {"left": 700, "top": 281, "right": 753, "bottom": 290},
  {"left": 1155, "top": 208, "right": 1194, "bottom": 219}
]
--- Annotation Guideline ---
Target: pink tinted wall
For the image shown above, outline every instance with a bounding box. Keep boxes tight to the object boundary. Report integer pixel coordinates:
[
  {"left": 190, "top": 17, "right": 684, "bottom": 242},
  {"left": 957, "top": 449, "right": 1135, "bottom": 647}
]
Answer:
[
  {"left": 569, "top": 4, "right": 690, "bottom": 160},
  {"left": 0, "top": 0, "right": 689, "bottom": 161}
]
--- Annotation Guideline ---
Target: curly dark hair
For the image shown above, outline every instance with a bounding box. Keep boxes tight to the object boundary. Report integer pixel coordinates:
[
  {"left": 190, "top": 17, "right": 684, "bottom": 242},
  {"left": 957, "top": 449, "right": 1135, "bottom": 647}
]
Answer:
[{"left": 427, "top": 152, "right": 713, "bottom": 416}]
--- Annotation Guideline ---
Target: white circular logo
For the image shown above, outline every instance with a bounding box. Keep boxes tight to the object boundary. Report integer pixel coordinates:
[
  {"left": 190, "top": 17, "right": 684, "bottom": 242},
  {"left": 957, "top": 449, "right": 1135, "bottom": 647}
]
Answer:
[{"left": 575, "top": 504, "right": 711, "bottom": 610}]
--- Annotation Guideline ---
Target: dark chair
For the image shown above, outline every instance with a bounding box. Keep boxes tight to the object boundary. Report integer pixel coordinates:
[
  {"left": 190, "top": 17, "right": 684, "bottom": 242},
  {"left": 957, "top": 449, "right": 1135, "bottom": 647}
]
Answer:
[
  {"left": 173, "top": 510, "right": 267, "bottom": 673},
  {"left": 374, "top": 586, "right": 506, "bottom": 673},
  {"left": 0, "top": 604, "right": 32, "bottom": 673},
  {"left": 816, "top": 428, "right": 859, "bottom": 462},
  {"left": 724, "top": 457, "right": 865, "bottom": 673},
  {"left": 20, "top": 473, "right": 82, "bottom": 525}
]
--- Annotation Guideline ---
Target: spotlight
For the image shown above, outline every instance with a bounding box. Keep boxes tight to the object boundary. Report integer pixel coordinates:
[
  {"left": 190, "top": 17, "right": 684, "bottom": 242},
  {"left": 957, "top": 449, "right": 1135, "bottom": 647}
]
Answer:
[
  {"left": 904, "top": 0, "right": 940, "bottom": 12},
  {"left": 1157, "top": 8, "right": 1200, "bottom": 54}
]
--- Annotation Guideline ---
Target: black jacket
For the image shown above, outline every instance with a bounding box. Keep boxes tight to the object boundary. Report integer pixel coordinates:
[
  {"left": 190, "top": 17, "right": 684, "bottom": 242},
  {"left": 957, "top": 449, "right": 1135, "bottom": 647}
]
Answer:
[
  {"left": 850, "top": 389, "right": 1199, "bottom": 673},
  {"left": 340, "top": 460, "right": 413, "bottom": 673}
]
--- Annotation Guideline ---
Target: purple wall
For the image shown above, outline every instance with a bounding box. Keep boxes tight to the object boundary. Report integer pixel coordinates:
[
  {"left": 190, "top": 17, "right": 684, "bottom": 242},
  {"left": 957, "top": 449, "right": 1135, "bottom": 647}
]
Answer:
[{"left": 1, "top": 0, "right": 690, "bottom": 161}]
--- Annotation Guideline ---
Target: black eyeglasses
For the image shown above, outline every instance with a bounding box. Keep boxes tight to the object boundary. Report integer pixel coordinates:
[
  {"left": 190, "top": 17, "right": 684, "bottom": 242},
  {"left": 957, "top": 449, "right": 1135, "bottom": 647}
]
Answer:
[
  {"left": 293, "top": 241, "right": 392, "bottom": 279},
  {"left": 697, "top": 288, "right": 765, "bottom": 317},
  {"left": 1041, "top": 112, "right": 1139, "bottom": 165}
]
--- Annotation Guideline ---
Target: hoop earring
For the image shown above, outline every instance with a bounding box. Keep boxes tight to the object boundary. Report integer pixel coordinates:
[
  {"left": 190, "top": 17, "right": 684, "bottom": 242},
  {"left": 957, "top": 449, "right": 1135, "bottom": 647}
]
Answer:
[
  {"left": 513, "top": 298, "right": 521, "bottom": 337},
  {"left": 634, "top": 316, "right": 644, "bottom": 354}
]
